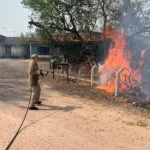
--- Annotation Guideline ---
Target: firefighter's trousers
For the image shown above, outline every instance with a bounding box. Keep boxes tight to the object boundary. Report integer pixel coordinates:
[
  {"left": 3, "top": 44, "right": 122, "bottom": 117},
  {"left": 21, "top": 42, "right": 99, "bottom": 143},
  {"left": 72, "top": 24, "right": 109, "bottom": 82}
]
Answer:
[{"left": 30, "top": 83, "right": 41, "bottom": 107}]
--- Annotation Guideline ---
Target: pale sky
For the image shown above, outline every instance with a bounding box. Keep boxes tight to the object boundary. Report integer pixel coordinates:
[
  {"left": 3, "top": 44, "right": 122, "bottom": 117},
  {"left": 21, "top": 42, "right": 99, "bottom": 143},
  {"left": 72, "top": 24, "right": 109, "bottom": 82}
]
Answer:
[{"left": 0, "top": 0, "right": 32, "bottom": 37}]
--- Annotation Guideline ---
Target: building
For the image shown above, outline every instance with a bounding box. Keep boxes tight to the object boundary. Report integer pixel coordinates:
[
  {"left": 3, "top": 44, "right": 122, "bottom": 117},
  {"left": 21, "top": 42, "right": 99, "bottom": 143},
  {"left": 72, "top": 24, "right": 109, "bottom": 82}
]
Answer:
[
  {"left": 0, "top": 34, "right": 52, "bottom": 59},
  {"left": 0, "top": 32, "right": 108, "bottom": 61},
  {"left": 25, "top": 38, "right": 51, "bottom": 56},
  {"left": 0, "top": 35, "right": 30, "bottom": 58}
]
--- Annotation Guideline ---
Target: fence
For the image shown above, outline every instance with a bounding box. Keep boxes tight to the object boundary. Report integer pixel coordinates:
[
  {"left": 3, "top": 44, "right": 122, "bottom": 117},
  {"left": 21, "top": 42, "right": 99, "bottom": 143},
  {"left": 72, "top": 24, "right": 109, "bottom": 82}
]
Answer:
[
  {"left": 56, "top": 65, "right": 141, "bottom": 98},
  {"left": 56, "top": 65, "right": 100, "bottom": 86}
]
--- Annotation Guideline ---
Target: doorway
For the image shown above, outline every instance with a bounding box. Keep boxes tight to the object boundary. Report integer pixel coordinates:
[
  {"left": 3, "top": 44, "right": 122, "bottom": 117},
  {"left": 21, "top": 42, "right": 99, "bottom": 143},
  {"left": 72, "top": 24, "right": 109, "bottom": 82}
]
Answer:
[{"left": 5, "top": 45, "right": 11, "bottom": 58}]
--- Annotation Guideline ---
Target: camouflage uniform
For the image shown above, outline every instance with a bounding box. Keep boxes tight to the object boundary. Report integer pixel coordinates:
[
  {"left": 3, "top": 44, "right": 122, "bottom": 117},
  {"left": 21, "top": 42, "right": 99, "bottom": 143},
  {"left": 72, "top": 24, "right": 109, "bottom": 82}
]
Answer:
[{"left": 28, "top": 60, "right": 41, "bottom": 107}]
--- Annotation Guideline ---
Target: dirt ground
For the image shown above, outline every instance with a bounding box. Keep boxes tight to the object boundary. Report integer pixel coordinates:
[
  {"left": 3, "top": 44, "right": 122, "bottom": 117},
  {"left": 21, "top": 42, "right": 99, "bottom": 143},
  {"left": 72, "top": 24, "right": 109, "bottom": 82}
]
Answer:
[{"left": 0, "top": 59, "right": 150, "bottom": 150}]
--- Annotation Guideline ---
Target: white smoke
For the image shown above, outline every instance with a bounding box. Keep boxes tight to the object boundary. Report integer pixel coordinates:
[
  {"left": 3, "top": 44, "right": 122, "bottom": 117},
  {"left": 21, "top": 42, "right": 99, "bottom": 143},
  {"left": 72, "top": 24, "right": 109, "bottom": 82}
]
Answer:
[{"left": 98, "top": 64, "right": 116, "bottom": 86}]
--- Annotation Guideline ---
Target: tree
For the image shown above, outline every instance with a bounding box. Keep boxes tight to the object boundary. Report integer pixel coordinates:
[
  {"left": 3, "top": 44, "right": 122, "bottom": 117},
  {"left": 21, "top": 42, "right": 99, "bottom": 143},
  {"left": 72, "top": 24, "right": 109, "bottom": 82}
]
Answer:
[
  {"left": 22, "top": 0, "right": 150, "bottom": 43},
  {"left": 22, "top": 0, "right": 99, "bottom": 41},
  {"left": 117, "top": 0, "right": 150, "bottom": 39},
  {"left": 19, "top": 33, "right": 26, "bottom": 44},
  {"left": 95, "top": 0, "right": 120, "bottom": 32},
  {"left": 36, "top": 28, "right": 50, "bottom": 44}
]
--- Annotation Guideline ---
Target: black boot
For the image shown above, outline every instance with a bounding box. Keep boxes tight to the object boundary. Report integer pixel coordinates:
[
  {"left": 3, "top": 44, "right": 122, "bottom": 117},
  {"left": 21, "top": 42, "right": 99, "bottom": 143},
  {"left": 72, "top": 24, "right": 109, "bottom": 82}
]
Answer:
[
  {"left": 29, "top": 106, "right": 39, "bottom": 110},
  {"left": 35, "top": 101, "right": 42, "bottom": 105}
]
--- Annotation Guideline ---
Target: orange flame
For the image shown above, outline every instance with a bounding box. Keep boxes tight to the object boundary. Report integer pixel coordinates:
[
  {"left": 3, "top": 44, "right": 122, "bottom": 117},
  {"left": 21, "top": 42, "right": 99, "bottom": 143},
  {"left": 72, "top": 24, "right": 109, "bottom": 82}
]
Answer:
[{"left": 96, "top": 26, "right": 142, "bottom": 93}]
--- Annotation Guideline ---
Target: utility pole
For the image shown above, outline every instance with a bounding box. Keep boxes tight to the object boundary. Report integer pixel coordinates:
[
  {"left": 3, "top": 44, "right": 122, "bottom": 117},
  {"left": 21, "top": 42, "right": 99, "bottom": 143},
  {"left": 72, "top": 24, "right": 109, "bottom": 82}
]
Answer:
[
  {"left": 30, "top": 42, "right": 32, "bottom": 57},
  {"left": 28, "top": 24, "right": 33, "bottom": 57}
]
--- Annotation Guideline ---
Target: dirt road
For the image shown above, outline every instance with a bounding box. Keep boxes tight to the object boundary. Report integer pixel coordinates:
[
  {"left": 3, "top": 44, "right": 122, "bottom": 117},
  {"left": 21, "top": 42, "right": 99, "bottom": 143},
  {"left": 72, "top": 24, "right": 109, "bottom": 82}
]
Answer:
[{"left": 0, "top": 59, "right": 150, "bottom": 150}]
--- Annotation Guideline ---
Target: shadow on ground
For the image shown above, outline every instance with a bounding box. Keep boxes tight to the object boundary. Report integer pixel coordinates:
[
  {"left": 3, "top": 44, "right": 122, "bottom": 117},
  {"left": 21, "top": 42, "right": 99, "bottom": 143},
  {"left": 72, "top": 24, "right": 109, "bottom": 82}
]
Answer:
[
  {"left": 18, "top": 104, "right": 81, "bottom": 135},
  {"left": 43, "top": 75, "right": 150, "bottom": 119},
  {"left": 39, "top": 104, "right": 82, "bottom": 111}
]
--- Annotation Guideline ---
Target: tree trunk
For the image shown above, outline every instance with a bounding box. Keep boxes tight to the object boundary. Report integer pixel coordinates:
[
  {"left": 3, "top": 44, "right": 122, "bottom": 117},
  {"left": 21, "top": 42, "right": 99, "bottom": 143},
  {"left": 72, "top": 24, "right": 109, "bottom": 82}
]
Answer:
[{"left": 103, "top": 16, "right": 107, "bottom": 34}]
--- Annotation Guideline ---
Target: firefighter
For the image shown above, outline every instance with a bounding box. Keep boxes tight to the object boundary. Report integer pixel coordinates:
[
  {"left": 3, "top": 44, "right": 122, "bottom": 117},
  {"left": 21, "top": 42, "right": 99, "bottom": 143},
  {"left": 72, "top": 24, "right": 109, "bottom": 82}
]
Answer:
[{"left": 28, "top": 54, "right": 44, "bottom": 110}]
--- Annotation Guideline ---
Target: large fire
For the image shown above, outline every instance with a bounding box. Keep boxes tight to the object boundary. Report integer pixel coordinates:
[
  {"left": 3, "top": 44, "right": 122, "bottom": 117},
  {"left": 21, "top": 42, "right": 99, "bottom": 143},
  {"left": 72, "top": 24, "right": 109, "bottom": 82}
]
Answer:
[{"left": 96, "top": 26, "right": 142, "bottom": 93}]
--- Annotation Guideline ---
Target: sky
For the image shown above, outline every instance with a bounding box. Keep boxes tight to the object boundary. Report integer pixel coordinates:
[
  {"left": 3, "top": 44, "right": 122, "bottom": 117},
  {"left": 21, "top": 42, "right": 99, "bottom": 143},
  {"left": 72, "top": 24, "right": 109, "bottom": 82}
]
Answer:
[{"left": 0, "top": 0, "right": 32, "bottom": 37}]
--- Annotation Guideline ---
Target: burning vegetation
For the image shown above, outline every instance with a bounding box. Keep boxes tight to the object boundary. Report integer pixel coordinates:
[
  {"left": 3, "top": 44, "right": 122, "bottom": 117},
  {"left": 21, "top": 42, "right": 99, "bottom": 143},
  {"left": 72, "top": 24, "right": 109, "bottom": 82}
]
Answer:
[{"left": 96, "top": 26, "right": 150, "bottom": 104}]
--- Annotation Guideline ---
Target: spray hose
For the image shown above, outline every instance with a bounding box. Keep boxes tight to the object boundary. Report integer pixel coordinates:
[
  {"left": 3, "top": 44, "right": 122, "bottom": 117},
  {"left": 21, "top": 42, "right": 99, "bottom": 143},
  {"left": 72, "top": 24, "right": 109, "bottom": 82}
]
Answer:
[{"left": 5, "top": 87, "right": 32, "bottom": 150}]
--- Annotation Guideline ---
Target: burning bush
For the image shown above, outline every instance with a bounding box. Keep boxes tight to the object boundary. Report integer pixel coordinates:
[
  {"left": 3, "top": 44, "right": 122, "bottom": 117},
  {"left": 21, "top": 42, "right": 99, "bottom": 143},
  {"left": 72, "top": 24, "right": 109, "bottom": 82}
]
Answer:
[{"left": 96, "top": 26, "right": 150, "bottom": 103}]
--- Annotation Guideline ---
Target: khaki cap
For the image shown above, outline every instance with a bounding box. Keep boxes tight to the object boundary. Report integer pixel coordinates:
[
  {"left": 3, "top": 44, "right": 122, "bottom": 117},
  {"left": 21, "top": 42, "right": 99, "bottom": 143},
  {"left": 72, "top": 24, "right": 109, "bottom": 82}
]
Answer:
[{"left": 31, "top": 54, "right": 39, "bottom": 59}]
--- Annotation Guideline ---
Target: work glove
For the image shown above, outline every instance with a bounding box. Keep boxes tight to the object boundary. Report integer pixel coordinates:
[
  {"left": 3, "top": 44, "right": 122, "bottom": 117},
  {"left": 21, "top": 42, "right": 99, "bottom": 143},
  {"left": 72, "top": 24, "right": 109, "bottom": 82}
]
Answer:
[
  {"left": 45, "top": 71, "right": 49, "bottom": 76},
  {"left": 40, "top": 70, "right": 44, "bottom": 77}
]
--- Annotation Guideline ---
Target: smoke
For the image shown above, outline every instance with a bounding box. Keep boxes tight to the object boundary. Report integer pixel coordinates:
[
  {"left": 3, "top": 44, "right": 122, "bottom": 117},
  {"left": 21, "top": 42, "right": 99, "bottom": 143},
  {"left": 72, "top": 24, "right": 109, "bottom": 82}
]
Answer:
[
  {"left": 99, "top": 64, "right": 115, "bottom": 86},
  {"left": 119, "top": 0, "right": 150, "bottom": 96}
]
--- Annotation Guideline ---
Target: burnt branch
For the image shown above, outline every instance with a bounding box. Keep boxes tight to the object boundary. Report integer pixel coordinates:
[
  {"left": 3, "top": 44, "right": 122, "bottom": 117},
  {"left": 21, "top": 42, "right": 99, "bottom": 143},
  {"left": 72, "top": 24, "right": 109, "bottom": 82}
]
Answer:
[{"left": 121, "top": 74, "right": 147, "bottom": 102}]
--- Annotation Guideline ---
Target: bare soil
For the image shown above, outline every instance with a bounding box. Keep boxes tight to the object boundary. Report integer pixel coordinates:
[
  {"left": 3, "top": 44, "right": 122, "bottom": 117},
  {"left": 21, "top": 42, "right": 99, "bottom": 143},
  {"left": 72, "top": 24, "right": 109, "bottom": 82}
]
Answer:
[{"left": 0, "top": 59, "right": 150, "bottom": 150}]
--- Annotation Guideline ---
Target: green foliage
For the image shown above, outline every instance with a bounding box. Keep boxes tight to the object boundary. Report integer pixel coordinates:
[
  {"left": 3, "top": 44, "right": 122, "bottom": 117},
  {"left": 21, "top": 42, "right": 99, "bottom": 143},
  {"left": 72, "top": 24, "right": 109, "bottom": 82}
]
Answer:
[
  {"left": 19, "top": 33, "right": 26, "bottom": 44},
  {"left": 36, "top": 28, "right": 50, "bottom": 44},
  {"left": 20, "top": 50, "right": 27, "bottom": 59},
  {"left": 21, "top": 0, "right": 99, "bottom": 40},
  {"left": 22, "top": 0, "right": 150, "bottom": 46},
  {"left": 19, "top": 32, "right": 37, "bottom": 45}
]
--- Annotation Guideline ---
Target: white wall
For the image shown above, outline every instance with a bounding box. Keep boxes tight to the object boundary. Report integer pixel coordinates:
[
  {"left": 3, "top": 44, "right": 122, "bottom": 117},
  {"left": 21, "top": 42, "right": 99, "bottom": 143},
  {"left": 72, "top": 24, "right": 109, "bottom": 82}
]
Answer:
[
  {"left": 0, "top": 46, "right": 5, "bottom": 57},
  {"left": 11, "top": 45, "right": 25, "bottom": 57}
]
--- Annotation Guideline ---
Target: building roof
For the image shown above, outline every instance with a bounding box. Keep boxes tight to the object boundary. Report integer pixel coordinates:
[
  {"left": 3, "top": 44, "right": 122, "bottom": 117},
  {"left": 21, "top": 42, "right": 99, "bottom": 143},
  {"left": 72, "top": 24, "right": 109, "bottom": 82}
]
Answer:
[
  {"left": 0, "top": 36, "right": 21, "bottom": 46},
  {"left": 0, "top": 32, "right": 102, "bottom": 45},
  {"left": 25, "top": 38, "right": 40, "bottom": 43},
  {"left": 54, "top": 32, "right": 102, "bottom": 42},
  {"left": 0, "top": 34, "right": 6, "bottom": 40},
  {"left": 25, "top": 32, "right": 102, "bottom": 44},
  {"left": 5, "top": 37, "right": 20, "bottom": 45}
]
